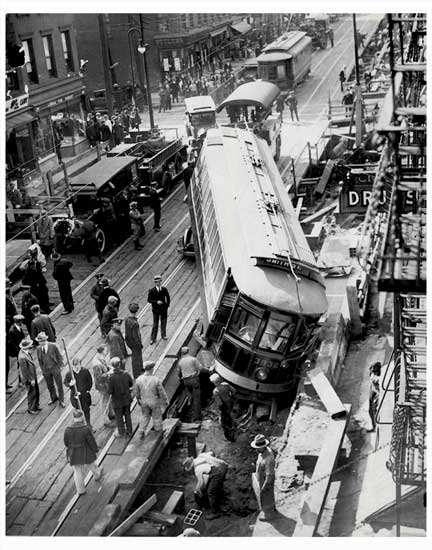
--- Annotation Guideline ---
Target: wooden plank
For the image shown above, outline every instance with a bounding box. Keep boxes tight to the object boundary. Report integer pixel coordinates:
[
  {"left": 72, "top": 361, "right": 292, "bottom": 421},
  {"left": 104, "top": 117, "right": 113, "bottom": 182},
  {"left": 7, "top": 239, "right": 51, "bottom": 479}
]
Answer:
[
  {"left": 294, "top": 406, "right": 351, "bottom": 537},
  {"left": 161, "top": 491, "right": 184, "bottom": 515},
  {"left": 6, "top": 496, "right": 28, "bottom": 528},
  {"left": 118, "top": 432, "right": 163, "bottom": 488},
  {"left": 126, "top": 521, "right": 163, "bottom": 537},
  {"left": 144, "top": 510, "right": 178, "bottom": 526},
  {"left": 315, "top": 159, "right": 335, "bottom": 196},
  {"left": 306, "top": 366, "right": 348, "bottom": 419},
  {"left": 346, "top": 285, "right": 363, "bottom": 337},
  {"left": 108, "top": 494, "right": 157, "bottom": 537},
  {"left": 300, "top": 202, "right": 338, "bottom": 225},
  {"left": 13, "top": 499, "right": 54, "bottom": 536}
]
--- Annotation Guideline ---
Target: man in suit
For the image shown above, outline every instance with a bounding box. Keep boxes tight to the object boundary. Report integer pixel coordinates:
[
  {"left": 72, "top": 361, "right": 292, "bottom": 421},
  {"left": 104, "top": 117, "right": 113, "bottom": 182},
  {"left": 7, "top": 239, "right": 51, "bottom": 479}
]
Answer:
[
  {"left": 147, "top": 275, "right": 170, "bottom": 344},
  {"left": 64, "top": 358, "right": 93, "bottom": 426},
  {"left": 52, "top": 252, "right": 74, "bottom": 314},
  {"left": 35, "top": 332, "right": 65, "bottom": 407},
  {"left": 30, "top": 304, "right": 56, "bottom": 343},
  {"left": 21, "top": 284, "right": 38, "bottom": 333},
  {"left": 125, "top": 303, "right": 143, "bottom": 378},
  {"left": 18, "top": 337, "right": 41, "bottom": 414},
  {"left": 106, "top": 318, "right": 128, "bottom": 367},
  {"left": 108, "top": 357, "right": 133, "bottom": 437},
  {"left": 7, "top": 314, "right": 25, "bottom": 389},
  {"left": 90, "top": 273, "right": 105, "bottom": 320},
  {"left": 96, "top": 278, "right": 121, "bottom": 320},
  {"left": 100, "top": 295, "right": 119, "bottom": 338}
]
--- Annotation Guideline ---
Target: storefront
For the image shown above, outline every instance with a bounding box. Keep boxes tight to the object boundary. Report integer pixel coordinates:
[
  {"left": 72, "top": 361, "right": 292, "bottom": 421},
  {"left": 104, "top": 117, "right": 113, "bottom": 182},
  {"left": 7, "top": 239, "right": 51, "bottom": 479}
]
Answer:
[{"left": 6, "top": 93, "right": 38, "bottom": 176}]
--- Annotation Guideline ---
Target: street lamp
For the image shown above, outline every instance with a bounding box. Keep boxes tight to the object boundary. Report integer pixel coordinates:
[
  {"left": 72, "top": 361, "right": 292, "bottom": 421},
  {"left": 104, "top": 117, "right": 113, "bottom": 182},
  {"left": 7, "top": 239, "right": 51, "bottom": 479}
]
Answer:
[
  {"left": 137, "top": 40, "right": 155, "bottom": 130},
  {"left": 127, "top": 28, "right": 139, "bottom": 105}
]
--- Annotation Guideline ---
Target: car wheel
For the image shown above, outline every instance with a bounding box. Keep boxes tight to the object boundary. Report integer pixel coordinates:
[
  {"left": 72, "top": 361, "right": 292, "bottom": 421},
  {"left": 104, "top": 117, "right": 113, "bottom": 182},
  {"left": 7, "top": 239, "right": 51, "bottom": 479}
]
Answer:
[{"left": 96, "top": 228, "right": 106, "bottom": 253}]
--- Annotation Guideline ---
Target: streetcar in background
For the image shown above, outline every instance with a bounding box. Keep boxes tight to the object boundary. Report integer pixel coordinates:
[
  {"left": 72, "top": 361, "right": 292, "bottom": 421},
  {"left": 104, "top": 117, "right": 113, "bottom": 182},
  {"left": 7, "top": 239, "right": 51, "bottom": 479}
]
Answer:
[
  {"left": 300, "top": 14, "right": 330, "bottom": 49},
  {"left": 216, "top": 81, "right": 282, "bottom": 160},
  {"left": 256, "top": 31, "right": 313, "bottom": 91},
  {"left": 188, "top": 127, "right": 327, "bottom": 405}
]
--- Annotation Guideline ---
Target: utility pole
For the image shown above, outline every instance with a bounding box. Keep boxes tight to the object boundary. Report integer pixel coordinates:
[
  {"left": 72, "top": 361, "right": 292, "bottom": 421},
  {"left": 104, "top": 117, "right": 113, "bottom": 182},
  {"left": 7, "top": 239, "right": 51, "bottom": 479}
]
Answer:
[
  {"left": 139, "top": 14, "right": 155, "bottom": 130},
  {"left": 352, "top": 14, "right": 364, "bottom": 148},
  {"left": 98, "top": 14, "right": 113, "bottom": 117}
]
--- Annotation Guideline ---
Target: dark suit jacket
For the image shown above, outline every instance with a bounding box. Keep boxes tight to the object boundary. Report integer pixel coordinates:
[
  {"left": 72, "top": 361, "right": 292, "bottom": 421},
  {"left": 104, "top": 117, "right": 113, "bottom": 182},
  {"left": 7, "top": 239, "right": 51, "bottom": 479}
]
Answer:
[
  {"left": 64, "top": 423, "right": 98, "bottom": 465},
  {"left": 36, "top": 342, "right": 63, "bottom": 373},
  {"left": 125, "top": 315, "right": 142, "bottom": 349},
  {"left": 53, "top": 259, "right": 73, "bottom": 282},
  {"left": 108, "top": 370, "right": 133, "bottom": 407},
  {"left": 18, "top": 349, "right": 37, "bottom": 384},
  {"left": 147, "top": 286, "right": 170, "bottom": 314},
  {"left": 31, "top": 315, "right": 56, "bottom": 342},
  {"left": 97, "top": 288, "right": 121, "bottom": 314},
  {"left": 8, "top": 324, "right": 25, "bottom": 357}
]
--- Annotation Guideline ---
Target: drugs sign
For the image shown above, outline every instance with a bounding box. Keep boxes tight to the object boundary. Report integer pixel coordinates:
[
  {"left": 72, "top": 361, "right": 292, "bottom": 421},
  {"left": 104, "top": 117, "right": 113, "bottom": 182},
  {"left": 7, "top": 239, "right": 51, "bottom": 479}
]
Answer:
[{"left": 339, "top": 184, "right": 387, "bottom": 213}]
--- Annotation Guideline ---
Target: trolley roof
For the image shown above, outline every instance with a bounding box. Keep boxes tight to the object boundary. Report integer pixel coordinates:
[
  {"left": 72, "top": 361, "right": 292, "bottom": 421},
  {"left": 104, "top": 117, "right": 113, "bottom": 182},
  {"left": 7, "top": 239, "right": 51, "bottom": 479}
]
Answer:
[
  {"left": 194, "top": 127, "right": 326, "bottom": 316},
  {"left": 216, "top": 81, "right": 280, "bottom": 112},
  {"left": 262, "top": 30, "right": 309, "bottom": 54},
  {"left": 184, "top": 95, "right": 216, "bottom": 114},
  {"left": 69, "top": 156, "right": 137, "bottom": 191}
]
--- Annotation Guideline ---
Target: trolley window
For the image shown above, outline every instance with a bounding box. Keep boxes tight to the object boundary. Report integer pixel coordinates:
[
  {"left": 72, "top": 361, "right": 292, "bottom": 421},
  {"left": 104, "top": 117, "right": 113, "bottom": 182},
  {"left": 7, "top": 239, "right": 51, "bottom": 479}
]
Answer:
[
  {"left": 259, "top": 313, "right": 296, "bottom": 353},
  {"left": 228, "top": 305, "right": 261, "bottom": 344}
]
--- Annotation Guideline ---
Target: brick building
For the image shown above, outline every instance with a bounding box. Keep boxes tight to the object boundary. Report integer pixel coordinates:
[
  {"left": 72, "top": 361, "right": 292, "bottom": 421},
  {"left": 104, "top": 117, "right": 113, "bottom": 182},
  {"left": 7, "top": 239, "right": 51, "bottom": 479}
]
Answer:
[{"left": 6, "top": 13, "right": 86, "bottom": 180}]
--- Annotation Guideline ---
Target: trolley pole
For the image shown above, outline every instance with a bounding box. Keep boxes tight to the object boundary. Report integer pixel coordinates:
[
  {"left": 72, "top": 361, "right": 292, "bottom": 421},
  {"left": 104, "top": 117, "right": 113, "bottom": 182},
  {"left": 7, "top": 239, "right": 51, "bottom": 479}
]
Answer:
[
  {"left": 352, "top": 14, "right": 364, "bottom": 147},
  {"left": 98, "top": 15, "right": 114, "bottom": 117}
]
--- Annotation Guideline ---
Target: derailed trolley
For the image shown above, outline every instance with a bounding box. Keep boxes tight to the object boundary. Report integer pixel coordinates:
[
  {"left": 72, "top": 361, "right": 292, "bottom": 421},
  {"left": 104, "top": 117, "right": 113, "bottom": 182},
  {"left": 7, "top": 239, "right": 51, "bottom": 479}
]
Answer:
[{"left": 188, "top": 127, "right": 327, "bottom": 404}]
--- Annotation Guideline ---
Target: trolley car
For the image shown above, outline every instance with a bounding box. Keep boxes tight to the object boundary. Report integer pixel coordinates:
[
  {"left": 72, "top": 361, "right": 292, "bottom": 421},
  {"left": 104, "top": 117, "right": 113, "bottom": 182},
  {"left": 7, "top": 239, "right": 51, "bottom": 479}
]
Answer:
[
  {"left": 188, "top": 127, "right": 327, "bottom": 403},
  {"left": 256, "top": 31, "right": 312, "bottom": 91}
]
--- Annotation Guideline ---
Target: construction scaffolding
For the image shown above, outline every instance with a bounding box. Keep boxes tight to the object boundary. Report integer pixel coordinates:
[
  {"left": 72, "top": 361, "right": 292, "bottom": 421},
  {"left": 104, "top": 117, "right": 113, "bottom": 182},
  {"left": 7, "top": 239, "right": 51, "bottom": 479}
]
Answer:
[{"left": 357, "top": 13, "right": 426, "bottom": 536}]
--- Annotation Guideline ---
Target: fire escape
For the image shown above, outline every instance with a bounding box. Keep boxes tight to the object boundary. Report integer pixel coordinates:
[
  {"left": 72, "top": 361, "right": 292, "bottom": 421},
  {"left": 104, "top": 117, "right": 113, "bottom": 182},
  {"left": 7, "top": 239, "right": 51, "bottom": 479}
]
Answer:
[{"left": 357, "top": 13, "right": 426, "bottom": 535}]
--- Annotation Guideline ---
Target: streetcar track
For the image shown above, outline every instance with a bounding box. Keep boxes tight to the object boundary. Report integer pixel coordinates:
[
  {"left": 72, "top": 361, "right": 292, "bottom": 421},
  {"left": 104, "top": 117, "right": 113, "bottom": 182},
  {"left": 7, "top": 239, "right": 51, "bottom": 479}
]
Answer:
[
  {"left": 6, "top": 257, "right": 194, "bottom": 491},
  {"left": 6, "top": 212, "right": 189, "bottom": 419},
  {"left": 50, "top": 297, "right": 201, "bottom": 536}
]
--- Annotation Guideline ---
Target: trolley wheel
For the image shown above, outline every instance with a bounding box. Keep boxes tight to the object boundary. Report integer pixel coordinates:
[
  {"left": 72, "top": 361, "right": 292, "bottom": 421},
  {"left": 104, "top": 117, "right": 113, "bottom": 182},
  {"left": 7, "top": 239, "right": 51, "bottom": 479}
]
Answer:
[
  {"left": 274, "top": 135, "right": 281, "bottom": 161},
  {"left": 96, "top": 228, "right": 106, "bottom": 253}
]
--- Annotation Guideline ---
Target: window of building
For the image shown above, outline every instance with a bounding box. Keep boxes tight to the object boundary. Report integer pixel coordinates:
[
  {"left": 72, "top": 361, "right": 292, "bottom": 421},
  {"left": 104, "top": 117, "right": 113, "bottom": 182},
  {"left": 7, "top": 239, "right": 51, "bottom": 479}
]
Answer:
[
  {"left": 22, "top": 39, "right": 38, "bottom": 84},
  {"left": 61, "top": 30, "right": 74, "bottom": 72},
  {"left": 42, "top": 35, "right": 57, "bottom": 77}
]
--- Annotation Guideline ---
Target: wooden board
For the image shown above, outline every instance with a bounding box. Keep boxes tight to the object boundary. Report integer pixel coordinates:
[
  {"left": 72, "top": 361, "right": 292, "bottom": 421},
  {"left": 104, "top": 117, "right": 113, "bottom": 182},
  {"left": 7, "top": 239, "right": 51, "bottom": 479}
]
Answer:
[
  {"left": 293, "top": 405, "right": 351, "bottom": 537},
  {"left": 306, "top": 365, "right": 347, "bottom": 419},
  {"left": 109, "top": 494, "right": 157, "bottom": 536}
]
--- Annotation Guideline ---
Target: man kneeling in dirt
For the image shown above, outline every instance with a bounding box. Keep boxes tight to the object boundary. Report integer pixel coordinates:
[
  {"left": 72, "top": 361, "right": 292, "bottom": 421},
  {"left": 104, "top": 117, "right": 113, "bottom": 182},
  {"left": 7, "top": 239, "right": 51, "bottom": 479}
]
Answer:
[{"left": 183, "top": 451, "right": 228, "bottom": 520}]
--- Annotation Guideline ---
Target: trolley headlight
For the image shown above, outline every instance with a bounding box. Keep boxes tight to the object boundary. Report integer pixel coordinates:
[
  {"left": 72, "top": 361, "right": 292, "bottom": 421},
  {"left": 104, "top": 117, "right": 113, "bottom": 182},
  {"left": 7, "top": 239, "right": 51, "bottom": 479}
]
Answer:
[{"left": 254, "top": 367, "right": 269, "bottom": 382}]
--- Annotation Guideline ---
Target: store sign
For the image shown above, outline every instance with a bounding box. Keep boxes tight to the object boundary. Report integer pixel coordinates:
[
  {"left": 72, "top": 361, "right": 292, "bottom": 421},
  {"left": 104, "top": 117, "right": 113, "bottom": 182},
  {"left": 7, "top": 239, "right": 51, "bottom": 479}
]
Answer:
[
  {"left": 163, "top": 58, "right": 170, "bottom": 72},
  {"left": 6, "top": 93, "right": 29, "bottom": 114},
  {"left": 174, "top": 57, "right": 181, "bottom": 71},
  {"left": 339, "top": 184, "right": 388, "bottom": 213}
]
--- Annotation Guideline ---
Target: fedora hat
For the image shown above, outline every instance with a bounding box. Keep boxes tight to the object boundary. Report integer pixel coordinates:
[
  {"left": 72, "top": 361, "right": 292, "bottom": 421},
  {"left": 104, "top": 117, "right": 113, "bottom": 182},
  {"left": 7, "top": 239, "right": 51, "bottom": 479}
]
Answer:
[
  {"left": 251, "top": 434, "right": 270, "bottom": 449},
  {"left": 36, "top": 332, "right": 49, "bottom": 342},
  {"left": 19, "top": 338, "right": 34, "bottom": 350}
]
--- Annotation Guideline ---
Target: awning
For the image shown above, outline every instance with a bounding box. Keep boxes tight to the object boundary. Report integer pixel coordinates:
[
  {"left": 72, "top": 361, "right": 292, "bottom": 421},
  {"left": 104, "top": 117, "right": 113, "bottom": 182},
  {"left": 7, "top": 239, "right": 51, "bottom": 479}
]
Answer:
[
  {"left": 210, "top": 26, "right": 228, "bottom": 38},
  {"left": 230, "top": 21, "right": 252, "bottom": 35},
  {"left": 6, "top": 111, "right": 36, "bottom": 133}
]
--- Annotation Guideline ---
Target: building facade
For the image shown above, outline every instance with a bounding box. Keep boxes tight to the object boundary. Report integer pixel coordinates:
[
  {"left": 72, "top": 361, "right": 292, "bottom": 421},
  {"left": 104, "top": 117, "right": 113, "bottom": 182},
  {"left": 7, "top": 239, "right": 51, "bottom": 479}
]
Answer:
[{"left": 6, "top": 14, "right": 86, "bottom": 181}]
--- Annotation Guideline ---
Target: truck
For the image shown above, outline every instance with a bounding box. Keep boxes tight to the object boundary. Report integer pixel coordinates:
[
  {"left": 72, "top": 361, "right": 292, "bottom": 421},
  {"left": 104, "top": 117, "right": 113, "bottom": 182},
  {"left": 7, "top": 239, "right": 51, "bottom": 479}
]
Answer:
[{"left": 300, "top": 13, "right": 330, "bottom": 49}]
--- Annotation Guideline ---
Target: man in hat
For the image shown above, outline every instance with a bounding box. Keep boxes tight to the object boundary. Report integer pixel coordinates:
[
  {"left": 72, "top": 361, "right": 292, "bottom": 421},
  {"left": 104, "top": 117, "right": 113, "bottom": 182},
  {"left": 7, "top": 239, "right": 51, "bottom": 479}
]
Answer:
[
  {"left": 18, "top": 337, "right": 41, "bottom": 414},
  {"left": 7, "top": 314, "right": 26, "bottom": 389},
  {"left": 210, "top": 373, "right": 236, "bottom": 442},
  {"left": 342, "top": 86, "right": 355, "bottom": 117},
  {"left": 30, "top": 304, "right": 56, "bottom": 343},
  {"left": 36, "top": 209, "right": 55, "bottom": 260},
  {"left": 106, "top": 318, "right": 128, "bottom": 367},
  {"left": 134, "top": 361, "right": 169, "bottom": 438},
  {"left": 177, "top": 347, "right": 209, "bottom": 421},
  {"left": 64, "top": 409, "right": 103, "bottom": 495},
  {"left": 81, "top": 217, "right": 105, "bottom": 264},
  {"left": 125, "top": 303, "right": 143, "bottom": 378},
  {"left": 21, "top": 284, "right": 39, "bottom": 333},
  {"left": 6, "top": 278, "right": 17, "bottom": 331},
  {"left": 108, "top": 357, "right": 134, "bottom": 437},
  {"left": 129, "top": 201, "right": 145, "bottom": 250},
  {"left": 99, "top": 197, "right": 118, "bottom": 246},
  {"left": 64, "top": 358, "right": 93, "bottom": 426},
  {"left": 285, "top": 90, "right": 299, "bottom": 122},
  {"left": 35, "top": 332, "right": 65, "bottom": 407},
  {"left": 90, "top": 273, "right": 105, "bottom": 320},
  {"left": 147, "top": 275, "right": 170, "bottom": 344},
  {"left": 97, "top": 278, "right": 121, "bottom": 320},
  {"left": 52, "top": 252, "right": 74, "bottom": 314},
  {"left": 368, "top": 361, "right": 381, "bottom": 432},
  {"left": 92, "top": 344, "right": 114, "bottom": 425},
  {"left": 251, "top": 434, "right": 276, "bottom": 521},
  {"left": 183, "top": 451, "right": 229, "bottom": 520},
  {"left": 100, "top": 295, "right": 119, "bottom": 338},
  {"left": 148, "top": 182, "right": 162, "bottom": 231},
  {"left": 21, "top": 246, "right": 51, "bottom": 313}
]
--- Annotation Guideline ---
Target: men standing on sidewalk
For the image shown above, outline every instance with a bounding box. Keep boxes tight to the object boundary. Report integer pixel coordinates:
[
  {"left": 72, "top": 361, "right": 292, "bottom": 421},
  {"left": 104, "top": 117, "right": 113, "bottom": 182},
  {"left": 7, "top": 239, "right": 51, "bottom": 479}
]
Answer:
[
  {"left": 35, "top": 332, "right": 65, "bottom": 407},
  {"left": 64, "top": 358, "right": 93, "bottom": 426},
  {"left": 125, "top": 303, "right": 143, "bottom": 378},
  {"left": 177, "top": 347, "right": 209, "bottom": 421},
  {"left": 251, "top": 434, "right": 276, "bottom": 521},
  {"left": 106, "top": 318, "right": 128, "bottom": 367},
  {"left": 108, "top": 357, "right": 134, "bottom": 437},
  {"left": 52, "top": 252, "right": 74, "bottom": 314},
  {"left": 147, "top": 275, "right": 170, "bottom": 344},
  {"left": 129, "top": 201, "right": 145, "bottom": 250},
  {"left": 134, "top": 361, "right": 169, "bottom": 438},
  {"left": 30, "top": 304, "right": 56, "bottom": 343},
  {"left": 18, "top": 337, "right": 41, "bottom": 415},
  {"left": 285, "top": 90, "right": 299, "bottom": 123},
  {"left": 64, "top": 410, "right": 103, "bottom": 495}
]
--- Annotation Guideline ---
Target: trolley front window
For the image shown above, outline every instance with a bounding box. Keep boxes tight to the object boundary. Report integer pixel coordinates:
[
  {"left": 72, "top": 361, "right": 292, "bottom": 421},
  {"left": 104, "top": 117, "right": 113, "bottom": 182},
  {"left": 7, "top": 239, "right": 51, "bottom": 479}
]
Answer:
[
  {"left": 259, "top": 313, "right": 296, "bottom": 353},
  {"left": 228, "top": 305, "right": 261, "bottom": 344},
  {"left": 190, "top": 112, "right": 216, "bottom": 128}
]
